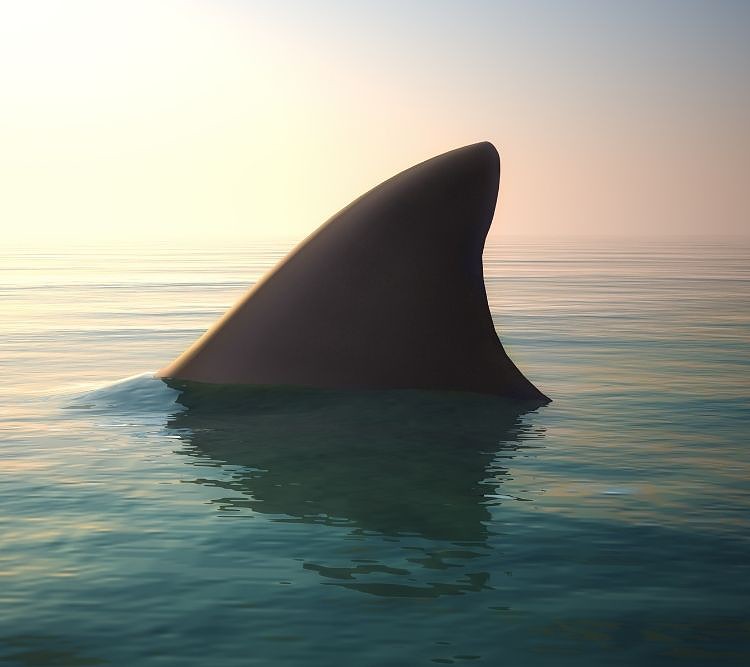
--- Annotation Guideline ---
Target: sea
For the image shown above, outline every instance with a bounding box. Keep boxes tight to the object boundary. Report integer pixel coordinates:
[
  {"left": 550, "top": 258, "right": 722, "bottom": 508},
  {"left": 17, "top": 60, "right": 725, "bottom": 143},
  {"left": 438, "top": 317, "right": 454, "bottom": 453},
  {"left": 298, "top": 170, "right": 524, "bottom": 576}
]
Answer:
[{"left": 1, "top": 238, "right": 748, "bottom": 666}]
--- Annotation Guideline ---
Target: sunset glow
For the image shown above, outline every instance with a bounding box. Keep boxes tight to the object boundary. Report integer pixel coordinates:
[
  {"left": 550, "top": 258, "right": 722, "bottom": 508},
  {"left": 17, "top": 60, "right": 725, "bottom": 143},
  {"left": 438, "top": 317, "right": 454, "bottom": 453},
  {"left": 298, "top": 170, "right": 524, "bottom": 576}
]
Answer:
[{"left": 2, "top": 0, "right": 748, "bottom": 245}]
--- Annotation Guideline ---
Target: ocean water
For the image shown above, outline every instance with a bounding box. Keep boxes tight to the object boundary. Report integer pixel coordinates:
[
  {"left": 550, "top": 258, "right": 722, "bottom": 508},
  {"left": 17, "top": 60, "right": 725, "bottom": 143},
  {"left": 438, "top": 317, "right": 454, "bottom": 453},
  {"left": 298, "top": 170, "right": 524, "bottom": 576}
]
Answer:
[{"left": 1, "top": 238, "right": 748, "bottom": 666}]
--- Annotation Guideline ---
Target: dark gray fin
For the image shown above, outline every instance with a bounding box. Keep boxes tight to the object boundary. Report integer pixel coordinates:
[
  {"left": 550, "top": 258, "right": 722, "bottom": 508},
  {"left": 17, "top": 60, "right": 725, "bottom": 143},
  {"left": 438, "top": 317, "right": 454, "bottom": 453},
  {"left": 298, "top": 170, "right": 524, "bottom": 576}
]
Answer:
[{"left": 159, "top": 142, "right": 549, "bottom": 403}]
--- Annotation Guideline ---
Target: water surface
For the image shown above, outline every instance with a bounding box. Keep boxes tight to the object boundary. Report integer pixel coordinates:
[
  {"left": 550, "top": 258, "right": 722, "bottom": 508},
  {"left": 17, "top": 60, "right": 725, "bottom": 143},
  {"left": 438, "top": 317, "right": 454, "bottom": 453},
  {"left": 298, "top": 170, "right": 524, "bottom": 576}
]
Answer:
[{"left": 1, "top": 239, "right": 748, "bottom": 665}]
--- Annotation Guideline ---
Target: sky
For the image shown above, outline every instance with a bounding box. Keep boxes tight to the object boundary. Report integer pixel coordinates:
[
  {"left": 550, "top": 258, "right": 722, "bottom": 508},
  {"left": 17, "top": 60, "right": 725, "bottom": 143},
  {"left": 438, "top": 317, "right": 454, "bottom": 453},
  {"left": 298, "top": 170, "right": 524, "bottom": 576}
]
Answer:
[{"left": 1, "top": 0, "right": 748, "bottom": 245}]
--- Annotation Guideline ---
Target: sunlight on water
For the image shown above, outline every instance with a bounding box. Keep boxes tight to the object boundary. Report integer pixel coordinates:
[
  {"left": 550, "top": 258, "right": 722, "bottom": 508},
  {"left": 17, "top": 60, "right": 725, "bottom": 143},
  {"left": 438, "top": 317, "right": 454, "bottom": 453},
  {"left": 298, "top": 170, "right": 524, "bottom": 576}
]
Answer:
[{"left": 1, "top": 238, "right": 748, "bottom": 666}]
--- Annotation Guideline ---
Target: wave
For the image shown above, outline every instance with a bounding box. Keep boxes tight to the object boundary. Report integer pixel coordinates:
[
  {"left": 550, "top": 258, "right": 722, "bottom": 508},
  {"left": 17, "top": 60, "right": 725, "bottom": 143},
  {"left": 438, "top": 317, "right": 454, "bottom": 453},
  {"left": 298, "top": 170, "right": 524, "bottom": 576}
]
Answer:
[{"left": 64, "top": 372, "right": 183, "bottom": 416}]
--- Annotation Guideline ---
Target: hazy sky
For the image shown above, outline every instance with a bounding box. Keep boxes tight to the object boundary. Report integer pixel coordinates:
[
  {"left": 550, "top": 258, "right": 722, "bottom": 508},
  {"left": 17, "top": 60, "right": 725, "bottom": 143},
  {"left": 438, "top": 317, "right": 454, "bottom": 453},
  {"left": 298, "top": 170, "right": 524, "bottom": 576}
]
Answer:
[{"left": 1, "top": 0, "right": 748, "bottom": 245}]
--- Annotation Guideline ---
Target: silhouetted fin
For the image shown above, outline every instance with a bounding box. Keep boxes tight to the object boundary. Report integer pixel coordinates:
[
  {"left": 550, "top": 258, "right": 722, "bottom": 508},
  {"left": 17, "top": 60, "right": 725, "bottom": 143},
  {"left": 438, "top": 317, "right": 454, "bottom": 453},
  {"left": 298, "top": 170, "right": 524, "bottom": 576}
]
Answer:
[{"left": 159, "top": 142, "right": 548, "bottom": 402}]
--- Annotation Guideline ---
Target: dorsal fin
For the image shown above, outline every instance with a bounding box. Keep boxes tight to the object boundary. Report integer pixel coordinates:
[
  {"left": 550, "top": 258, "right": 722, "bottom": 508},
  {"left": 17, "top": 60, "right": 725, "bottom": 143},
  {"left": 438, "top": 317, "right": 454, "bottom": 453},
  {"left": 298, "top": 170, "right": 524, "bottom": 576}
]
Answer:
[{"left": 159, "top": 142, "right": 549, "bottom": 402}]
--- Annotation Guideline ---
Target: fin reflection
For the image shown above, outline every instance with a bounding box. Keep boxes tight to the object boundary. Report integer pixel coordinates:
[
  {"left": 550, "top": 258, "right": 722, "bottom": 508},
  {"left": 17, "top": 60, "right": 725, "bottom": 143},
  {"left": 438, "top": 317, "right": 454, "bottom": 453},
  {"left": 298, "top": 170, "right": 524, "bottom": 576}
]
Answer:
[{"left": 166, "top": 382, "right": 540, "bottom": 598}]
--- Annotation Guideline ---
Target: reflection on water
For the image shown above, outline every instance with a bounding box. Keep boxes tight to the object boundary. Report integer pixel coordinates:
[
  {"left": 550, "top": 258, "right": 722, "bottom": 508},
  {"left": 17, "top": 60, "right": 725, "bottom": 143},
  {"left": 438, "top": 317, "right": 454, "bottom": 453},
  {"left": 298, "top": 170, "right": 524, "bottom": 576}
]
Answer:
[{"left": 166, "top": 381, "right": 540, "bottom": 598}]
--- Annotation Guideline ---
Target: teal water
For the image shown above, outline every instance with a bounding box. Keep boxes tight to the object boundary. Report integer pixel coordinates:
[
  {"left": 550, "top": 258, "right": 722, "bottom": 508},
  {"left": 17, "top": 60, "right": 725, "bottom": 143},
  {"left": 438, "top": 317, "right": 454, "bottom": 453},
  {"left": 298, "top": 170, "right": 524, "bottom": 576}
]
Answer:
[{"left": 1, "top": 239, "right": 748, "bottom": 666}]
